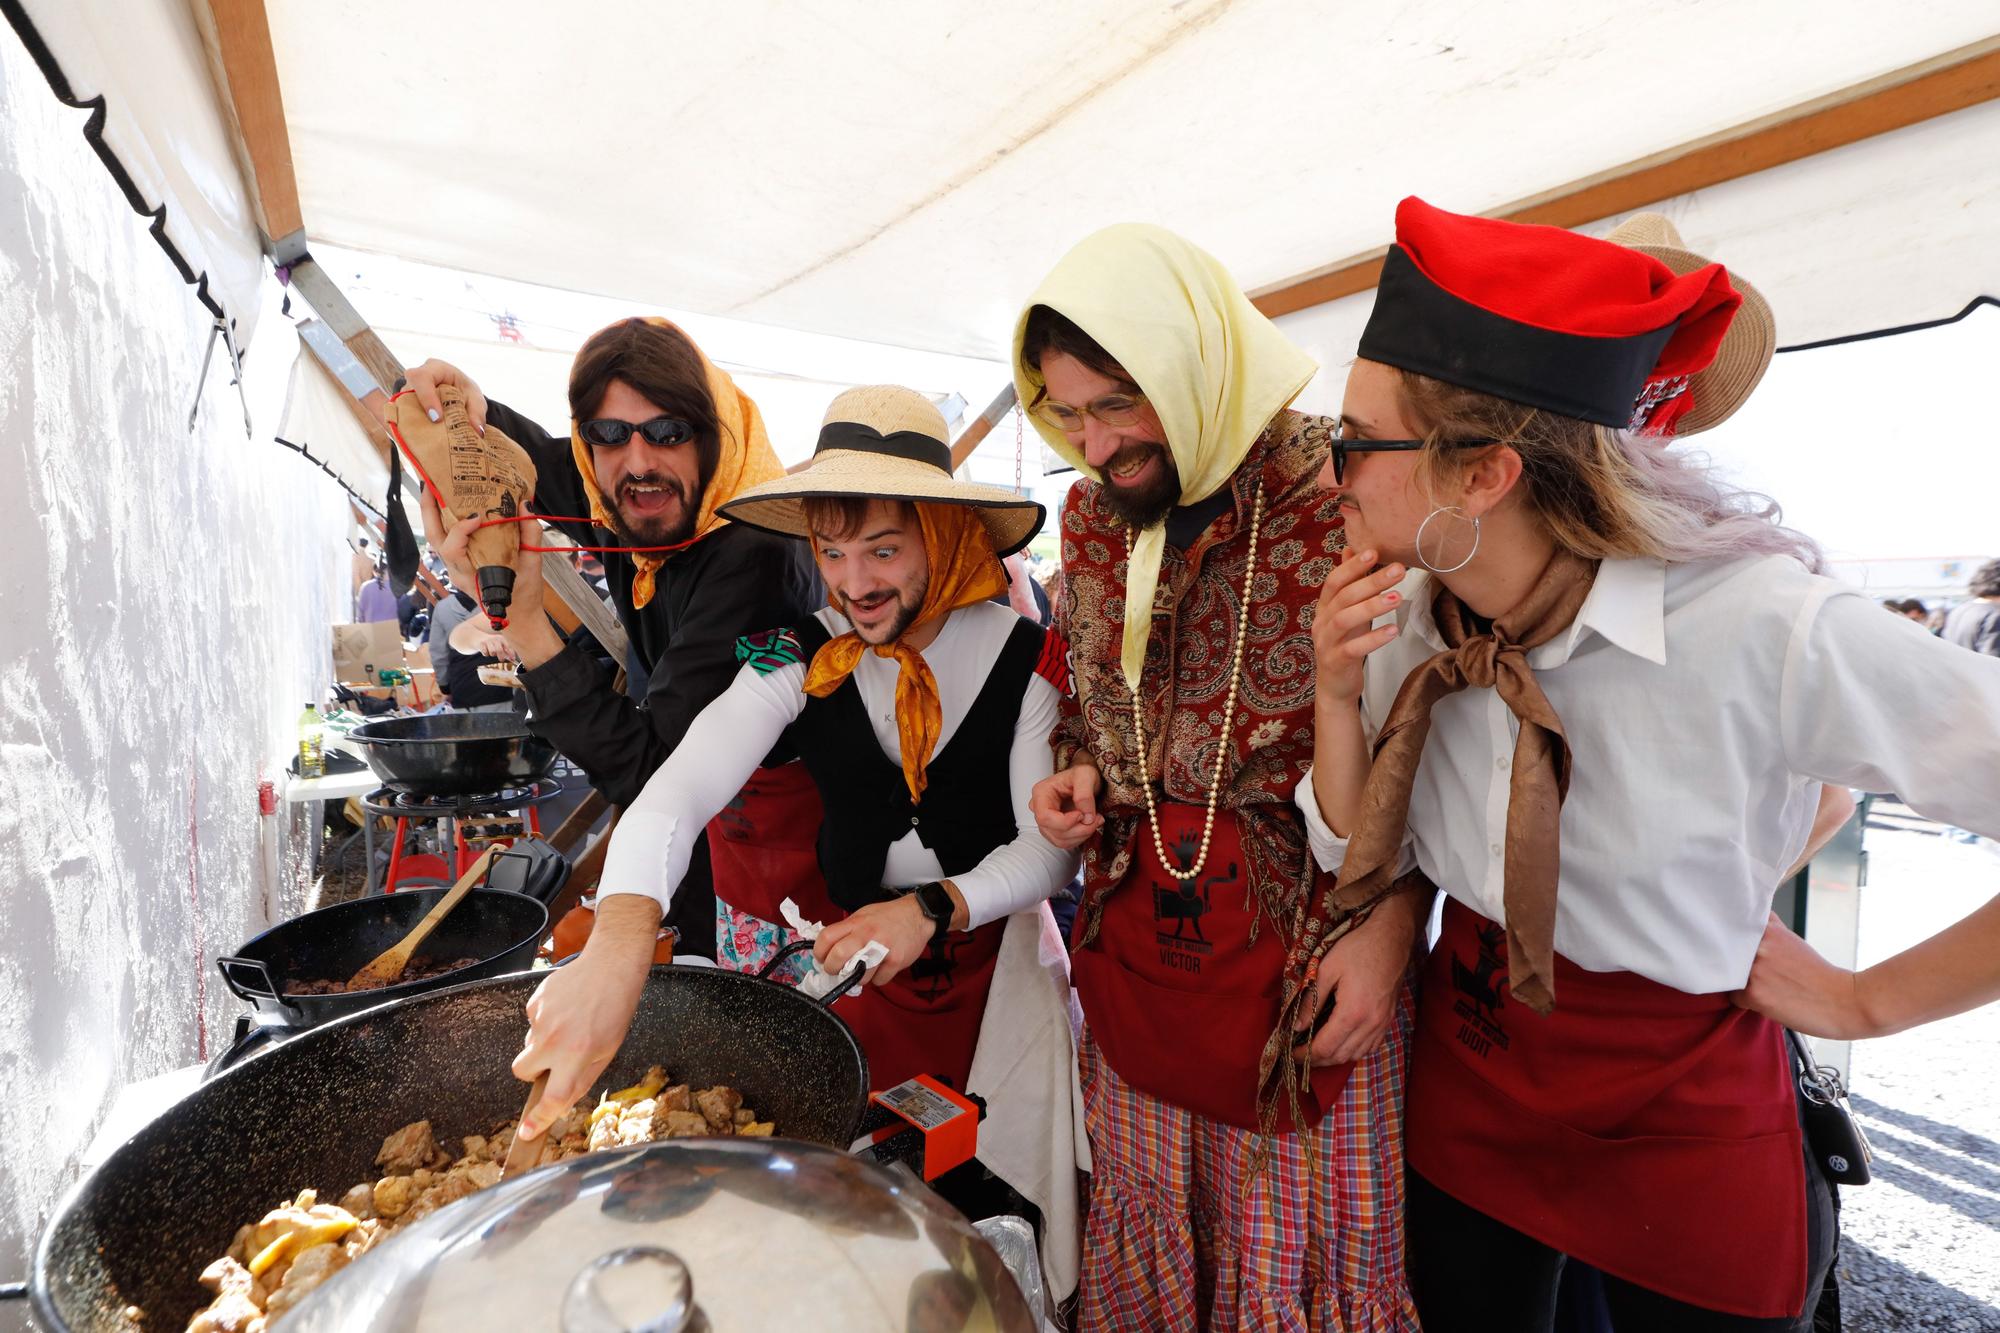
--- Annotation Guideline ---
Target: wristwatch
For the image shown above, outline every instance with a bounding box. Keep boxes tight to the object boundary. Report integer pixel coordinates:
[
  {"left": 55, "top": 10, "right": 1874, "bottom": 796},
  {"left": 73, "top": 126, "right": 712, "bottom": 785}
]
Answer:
[{"left": 913, "top": 881, "right": 955, "bottom": 949}]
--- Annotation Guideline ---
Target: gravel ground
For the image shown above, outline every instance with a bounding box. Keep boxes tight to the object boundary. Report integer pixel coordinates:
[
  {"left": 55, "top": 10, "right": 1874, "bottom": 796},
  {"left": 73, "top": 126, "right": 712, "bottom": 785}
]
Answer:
[{"left": 1833, "top": 819, "right": 2000, "bottom": 1332}]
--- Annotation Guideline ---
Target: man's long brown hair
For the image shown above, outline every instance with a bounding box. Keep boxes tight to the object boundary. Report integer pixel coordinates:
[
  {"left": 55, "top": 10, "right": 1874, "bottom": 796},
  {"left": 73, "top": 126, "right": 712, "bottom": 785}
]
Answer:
[{"left": 569, "top": 319, "right": 724, "bottom": 489}]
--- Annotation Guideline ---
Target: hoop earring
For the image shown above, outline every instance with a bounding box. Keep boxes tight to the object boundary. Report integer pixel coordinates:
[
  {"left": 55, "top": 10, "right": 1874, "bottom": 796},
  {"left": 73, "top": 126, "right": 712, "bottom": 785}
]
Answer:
[{"left": 1415, "top": 505, "right": 1480, "bottom": 574}]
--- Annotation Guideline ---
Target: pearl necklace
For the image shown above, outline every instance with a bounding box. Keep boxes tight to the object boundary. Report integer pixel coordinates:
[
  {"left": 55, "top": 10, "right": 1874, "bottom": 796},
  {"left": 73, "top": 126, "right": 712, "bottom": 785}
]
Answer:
[{"left": 1127, "top": 484, "right": 1265, "bottom": 883}]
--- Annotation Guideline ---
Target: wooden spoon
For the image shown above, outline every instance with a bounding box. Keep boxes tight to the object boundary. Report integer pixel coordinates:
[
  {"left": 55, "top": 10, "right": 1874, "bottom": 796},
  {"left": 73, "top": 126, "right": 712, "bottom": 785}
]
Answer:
[
  {"left": 501, "top": 1072, "right": 552, "bottom": 1179},
  {"left": 346, "top": 846, "right": 500, "bottom": 990}
]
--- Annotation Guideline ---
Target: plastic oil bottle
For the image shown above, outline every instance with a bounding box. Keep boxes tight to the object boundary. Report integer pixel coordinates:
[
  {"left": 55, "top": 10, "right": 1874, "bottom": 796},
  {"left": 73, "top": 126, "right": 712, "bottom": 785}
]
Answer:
[{"left": 298, "top": 702, "right": 326, "bottom": 779}]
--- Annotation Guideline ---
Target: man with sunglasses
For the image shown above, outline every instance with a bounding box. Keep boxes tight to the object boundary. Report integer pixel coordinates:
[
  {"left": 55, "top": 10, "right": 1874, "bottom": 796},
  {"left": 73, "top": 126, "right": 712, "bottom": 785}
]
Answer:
[
  {"left": 1018, "top": 226, "right": 1426, "bottom": 1331},
  {"left": 404, "top": 317, "right": 824, "bottom": 962}
]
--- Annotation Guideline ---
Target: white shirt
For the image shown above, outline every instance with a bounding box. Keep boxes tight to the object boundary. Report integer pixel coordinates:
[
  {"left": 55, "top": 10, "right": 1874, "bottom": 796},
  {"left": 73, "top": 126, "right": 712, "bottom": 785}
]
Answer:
[
  {"left": 601, "top": 601, "right": 1079, "bottom": 929},
  {"left": 1298, "top": 554, "right": 2000, "bottom": 994}
]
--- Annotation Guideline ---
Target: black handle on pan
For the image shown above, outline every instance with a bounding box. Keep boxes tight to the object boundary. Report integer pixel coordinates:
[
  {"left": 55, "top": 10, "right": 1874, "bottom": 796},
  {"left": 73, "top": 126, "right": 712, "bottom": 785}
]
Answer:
[
  {"left": 215, "top": 956, "right": 305, "bottom": 1023},
  {"left": 756, "top": 938, "right": 869, "bottom": 1009},
  {"left": 0, "top": 1282, "right": 27, "bottom": 1300}
]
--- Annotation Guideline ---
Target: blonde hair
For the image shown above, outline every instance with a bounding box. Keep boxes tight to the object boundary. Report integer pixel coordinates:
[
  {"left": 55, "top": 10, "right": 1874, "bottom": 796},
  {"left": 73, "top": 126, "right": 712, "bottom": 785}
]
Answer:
[{"left": 1398, "top": 370, "right": 1823, "bottom": 572}]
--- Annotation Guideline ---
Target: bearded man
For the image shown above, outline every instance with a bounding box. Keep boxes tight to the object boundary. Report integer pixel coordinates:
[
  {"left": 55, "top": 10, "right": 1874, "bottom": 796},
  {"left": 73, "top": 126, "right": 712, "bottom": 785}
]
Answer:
[
  {"left": 1022, "top": 226, "right": 1426, "bottom": 1332},
  {"left": 405, "top": 318, "right": 824, "bottom": 962}
]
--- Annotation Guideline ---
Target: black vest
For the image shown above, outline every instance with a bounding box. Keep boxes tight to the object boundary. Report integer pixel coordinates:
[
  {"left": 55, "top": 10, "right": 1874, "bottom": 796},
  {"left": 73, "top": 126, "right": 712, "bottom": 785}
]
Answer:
[{"left": 788, "top": 615, "right": 1046, "bottom": 911}]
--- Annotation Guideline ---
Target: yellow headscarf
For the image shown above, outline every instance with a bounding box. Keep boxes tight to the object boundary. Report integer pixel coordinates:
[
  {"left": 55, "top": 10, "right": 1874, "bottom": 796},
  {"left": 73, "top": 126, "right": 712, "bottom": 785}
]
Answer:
[
  {"left": 569, "top": 317, "right": 788, "bottom": 608},
  {"left": 1011, "top": 224, "right": 1316, "bottom": 688},
  {"left": 802, "top": 501, "right": 1007, "bottom": 802}
]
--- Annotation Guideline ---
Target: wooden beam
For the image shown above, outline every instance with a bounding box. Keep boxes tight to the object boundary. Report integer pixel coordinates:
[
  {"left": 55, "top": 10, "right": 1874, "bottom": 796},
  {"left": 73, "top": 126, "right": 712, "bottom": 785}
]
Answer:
[
  {"left": 1251, "top": 36, "right": 2000, "bottom": 319},
  {"left": 193, "top": 0, "right": 304, "bottom": 248},
  {"left": 951, "top": 382, "right": 1020, "bottom": 474},
  {"left": 287, "top": 257, "right": 407, "bottom": 397}
]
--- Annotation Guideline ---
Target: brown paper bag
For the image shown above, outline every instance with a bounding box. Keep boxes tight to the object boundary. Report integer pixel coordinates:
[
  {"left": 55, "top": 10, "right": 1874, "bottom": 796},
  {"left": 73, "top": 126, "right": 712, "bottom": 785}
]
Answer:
[{"left": 392, "top": 385, "right": 538, "bottom": 626}]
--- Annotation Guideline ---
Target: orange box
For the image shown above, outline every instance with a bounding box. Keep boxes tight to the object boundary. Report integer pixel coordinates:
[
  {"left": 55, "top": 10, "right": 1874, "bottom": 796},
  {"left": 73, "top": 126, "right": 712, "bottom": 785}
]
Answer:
[{"left": 867, "top": 1075, "right": 979, "bottom": 1181}]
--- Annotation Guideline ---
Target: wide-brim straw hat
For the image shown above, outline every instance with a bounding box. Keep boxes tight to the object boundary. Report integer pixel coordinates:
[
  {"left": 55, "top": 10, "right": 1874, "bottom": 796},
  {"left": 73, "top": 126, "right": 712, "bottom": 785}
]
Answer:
[
  {"left": 1605, "top": 212, "right": 1776, "bottom": 435},
  {"left": 719, "top": 385, "right": 1044, "bottom": 556}
]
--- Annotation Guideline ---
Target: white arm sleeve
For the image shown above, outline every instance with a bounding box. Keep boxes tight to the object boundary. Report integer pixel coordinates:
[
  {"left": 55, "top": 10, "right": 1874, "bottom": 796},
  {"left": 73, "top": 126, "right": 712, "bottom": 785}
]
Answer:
[
  {"left": 947, "top": 674, "right": 1083, "bottom": 930},
  {"left": 1781, "top": 587, "right": 2000, "bottom": 838},
  {"left": 597, "top": 660, "right": 808, "bottom": 912}
]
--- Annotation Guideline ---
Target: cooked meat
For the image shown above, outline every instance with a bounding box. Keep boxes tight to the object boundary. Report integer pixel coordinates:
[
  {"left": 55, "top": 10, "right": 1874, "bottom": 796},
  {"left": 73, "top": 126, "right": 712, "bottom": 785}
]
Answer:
[
  {"left": 695, "top": 1086, "right": 742, "bottom": 1131},
  {"left": 189, "top": 1258, "right": 264, "bottom": 1333},
  {"left": 183, "top": 1074, "right": 768, "bottom": 1331},
  {"left": 336, "top": 1183, "right": 376, "bottom": 1222},
  {"left": 261, "top": 1241, "right": 348, "bottom": 1320},
  {"left": 659, "top": 1110, "right": 710, "bottom": 1139},
  {"left": 370, "top": 1175, "right": 418, "bottom": 1220},
  {"left": 374, "top": 1121, "right": 439, "bottom": 1173},
  {"left": 283, "top": 956, "right": 481, "bottom": 996},
  {"left": 736, "top": 1121, "right": 775, "bottom": 1137}
]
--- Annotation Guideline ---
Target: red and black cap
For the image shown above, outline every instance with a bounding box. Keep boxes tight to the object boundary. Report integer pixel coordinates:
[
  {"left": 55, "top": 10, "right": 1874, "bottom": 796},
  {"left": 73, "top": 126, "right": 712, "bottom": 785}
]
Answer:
[{"left": 1357, "top": 198, "right": 1744, "bottom": 430}]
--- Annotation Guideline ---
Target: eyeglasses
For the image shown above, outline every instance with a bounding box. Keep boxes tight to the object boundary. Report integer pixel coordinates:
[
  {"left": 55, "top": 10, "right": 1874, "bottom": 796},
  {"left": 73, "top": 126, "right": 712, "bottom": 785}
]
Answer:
[
  {"left": 1032, "top": 391, "right": 1149, "bottom": 433},
  {"left": 578, "top": 415, "right": 696, "bottom": 448},
  {"left": 1327, "top": 422, "right": 1498, "bottom": 486}
]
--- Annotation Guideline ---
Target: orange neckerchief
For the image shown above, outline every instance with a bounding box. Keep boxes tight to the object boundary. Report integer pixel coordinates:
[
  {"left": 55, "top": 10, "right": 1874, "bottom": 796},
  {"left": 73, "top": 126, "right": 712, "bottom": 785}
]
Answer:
[
  {"left": 802, "top": 503, "right": 1006, "bottom": 802},
  {"left": 569, "top": 317, "right": 786, "bottom": 608}
]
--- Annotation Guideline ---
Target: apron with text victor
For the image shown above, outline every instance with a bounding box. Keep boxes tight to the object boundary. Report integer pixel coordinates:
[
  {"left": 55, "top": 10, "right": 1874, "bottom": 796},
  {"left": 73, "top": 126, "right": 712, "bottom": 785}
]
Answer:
[{"left": 1071, "top": 803, "right": 1352, "bottom": 1131}]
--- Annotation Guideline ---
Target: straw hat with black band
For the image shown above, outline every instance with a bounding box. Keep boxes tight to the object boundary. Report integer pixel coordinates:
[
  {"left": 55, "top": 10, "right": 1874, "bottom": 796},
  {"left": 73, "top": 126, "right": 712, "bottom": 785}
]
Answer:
[
  {"left": 1603, "top": 212, "right": 1776, "bottom": 436},
  {"left": 719, "top": 385, "right": 1044, "bottom": 554}
]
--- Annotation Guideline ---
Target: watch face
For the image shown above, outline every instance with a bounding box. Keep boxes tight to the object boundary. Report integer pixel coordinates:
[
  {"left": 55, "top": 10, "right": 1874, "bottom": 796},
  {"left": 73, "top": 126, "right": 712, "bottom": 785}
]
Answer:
[{"left": 917, "top": 883, "right": 951, "bottom": 922}]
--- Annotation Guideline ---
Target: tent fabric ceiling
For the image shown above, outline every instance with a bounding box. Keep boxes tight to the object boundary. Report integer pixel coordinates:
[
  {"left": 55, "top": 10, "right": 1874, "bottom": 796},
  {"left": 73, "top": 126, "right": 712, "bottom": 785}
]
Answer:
[
  {"left": 4, "top": 0, "right": 266, "bottom": 340},
  {"left": 267, "top": 1, "right": 2000, "bottom": 360}
]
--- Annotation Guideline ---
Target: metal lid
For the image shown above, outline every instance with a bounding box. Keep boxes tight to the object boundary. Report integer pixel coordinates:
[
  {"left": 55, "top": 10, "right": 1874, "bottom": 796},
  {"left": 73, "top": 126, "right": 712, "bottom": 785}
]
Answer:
[{"left": 284, "top": 1139, "right": 1038, "bottom": 1332}]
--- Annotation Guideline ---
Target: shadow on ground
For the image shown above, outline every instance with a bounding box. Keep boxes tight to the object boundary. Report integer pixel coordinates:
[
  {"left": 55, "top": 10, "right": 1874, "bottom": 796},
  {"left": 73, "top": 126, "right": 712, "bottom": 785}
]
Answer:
[{"left": 1836, "top": 1234, "right": 2000, "bottom": 1330}]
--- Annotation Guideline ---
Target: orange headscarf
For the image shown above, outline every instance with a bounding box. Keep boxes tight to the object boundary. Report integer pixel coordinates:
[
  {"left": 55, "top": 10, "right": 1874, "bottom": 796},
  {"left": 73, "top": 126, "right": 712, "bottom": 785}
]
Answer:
[
  {"left": 802, "top": 502, "right": 1007, "bottom": 801},
  {"left": 569, "top": 317, "right": 787, "bottom": 608}
]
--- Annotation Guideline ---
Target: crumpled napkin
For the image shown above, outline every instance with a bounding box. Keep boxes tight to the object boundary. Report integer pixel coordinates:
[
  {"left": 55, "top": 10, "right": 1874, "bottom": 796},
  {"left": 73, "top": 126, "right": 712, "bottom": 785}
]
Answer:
[{"left": 780, "top": 898, "right": 886, "bottom": 1000}]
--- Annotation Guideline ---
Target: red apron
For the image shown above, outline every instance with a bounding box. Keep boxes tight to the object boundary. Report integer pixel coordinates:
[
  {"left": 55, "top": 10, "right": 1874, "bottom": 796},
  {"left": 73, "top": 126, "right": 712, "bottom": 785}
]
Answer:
[
  {"left": 836, "top": 913, "right": 1006, "bottom": 1094},
  {"left": 703, "top": 762, "right": 838, "bottom": 927},
  {"left": 1071, "top": 805, "right": 1351, "bottom": 1131},
  {"left": 1408, "top": 898, "right": 1807, "bottom": 1319}
]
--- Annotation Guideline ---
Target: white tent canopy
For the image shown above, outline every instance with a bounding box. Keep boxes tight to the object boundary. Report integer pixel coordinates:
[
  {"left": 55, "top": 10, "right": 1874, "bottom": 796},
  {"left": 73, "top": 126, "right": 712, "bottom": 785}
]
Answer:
[{"left": 261, "top": 0, "right": 2000, "bottom": 359}]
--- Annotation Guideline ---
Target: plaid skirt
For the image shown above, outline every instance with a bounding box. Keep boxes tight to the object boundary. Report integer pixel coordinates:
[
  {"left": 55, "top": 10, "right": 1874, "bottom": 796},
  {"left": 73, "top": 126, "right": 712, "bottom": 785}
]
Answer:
[{"left": 1076, "top": 972, "right": 1420, "bottom": 1333}]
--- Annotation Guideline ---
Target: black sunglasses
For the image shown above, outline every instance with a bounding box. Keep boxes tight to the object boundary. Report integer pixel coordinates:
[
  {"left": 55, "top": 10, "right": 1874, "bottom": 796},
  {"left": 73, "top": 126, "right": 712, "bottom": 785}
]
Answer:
[
  {"left": 1329, "top": 424, "right": 1499, "bottom": 485},
  {"left": 578, "top": 415, "right": 696, "bottom": 448}
]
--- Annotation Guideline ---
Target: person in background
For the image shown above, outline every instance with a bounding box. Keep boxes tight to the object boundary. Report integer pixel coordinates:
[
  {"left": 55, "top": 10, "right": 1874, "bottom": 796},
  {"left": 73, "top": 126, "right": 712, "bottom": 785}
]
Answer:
[
  {"left": 1001, "top": 550, "right": 1050, "bottom": 625},
  {"left": 1941, "top": 558, "right": 2000, "bottom": 655},
  {"left": 355, "top": 563, "right": 400, "bottom": 624},
  {"left": 398, "top": 580, "right": 434, "bottom": 640},
  {"left": 427, "top": 580, "right": 513, "bottom": 711},
  {"left": 350, "top": 536, "right": 376, "bottom": 613}
]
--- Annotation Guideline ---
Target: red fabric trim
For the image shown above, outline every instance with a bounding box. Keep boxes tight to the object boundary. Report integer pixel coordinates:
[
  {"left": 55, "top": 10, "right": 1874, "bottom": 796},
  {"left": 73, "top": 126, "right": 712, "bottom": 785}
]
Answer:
[{"left": 1033, "top": 628, "right": 1074, "bottom": 697}]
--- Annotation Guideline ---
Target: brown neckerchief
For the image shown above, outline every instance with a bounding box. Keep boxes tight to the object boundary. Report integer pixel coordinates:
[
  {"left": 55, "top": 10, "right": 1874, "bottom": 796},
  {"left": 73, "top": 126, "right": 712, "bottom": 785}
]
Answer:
[{"left": 1333, "top": 548, "right": 1599, "bottom": 1015}]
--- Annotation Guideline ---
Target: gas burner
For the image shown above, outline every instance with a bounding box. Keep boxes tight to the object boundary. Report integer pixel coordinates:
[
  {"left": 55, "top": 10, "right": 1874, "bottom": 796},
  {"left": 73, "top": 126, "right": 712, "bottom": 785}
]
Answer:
[{"left": 361, "top": 781, "right": 563, "bottom": 820}]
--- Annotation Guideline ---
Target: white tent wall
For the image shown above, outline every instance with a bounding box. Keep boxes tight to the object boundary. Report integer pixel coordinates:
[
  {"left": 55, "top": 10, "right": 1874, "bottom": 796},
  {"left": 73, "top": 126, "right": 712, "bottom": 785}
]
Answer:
[
  {"left": 0, "top": 31, "right": 344, "bottom": 1312},
  {"left": 1273, "top": 99, "right": 2000, "bottom": 568}
]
